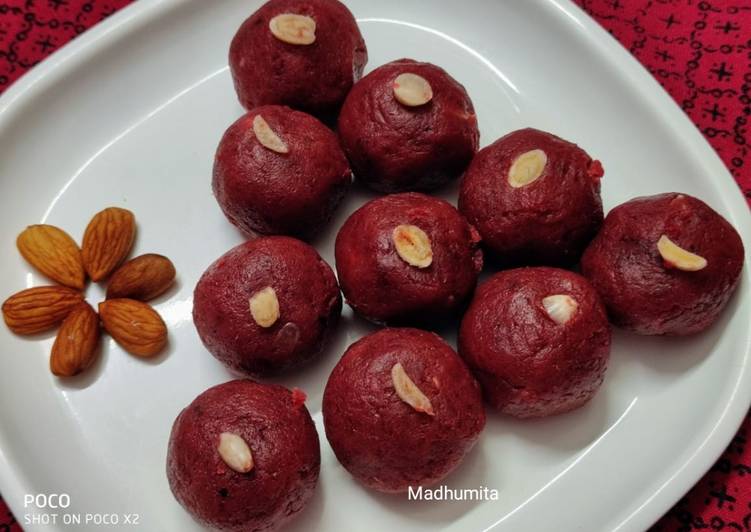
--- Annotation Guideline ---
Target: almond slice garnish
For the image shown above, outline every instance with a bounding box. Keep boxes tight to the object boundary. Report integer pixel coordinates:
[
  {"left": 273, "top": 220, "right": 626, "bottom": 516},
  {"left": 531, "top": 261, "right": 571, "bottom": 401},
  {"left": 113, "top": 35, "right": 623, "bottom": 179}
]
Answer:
[
  {"left": 249, "top": 286, "right": 280, "bottom": 328},
  {"left": 391, "top": 362, "right": 435, "bottom": 416},
  {"left": 542, "top": 294, "right": 578, "bottom": 325},
  {"left": 253, "top": 115, "right": 289, "bottom": 154},
  {"left": 269, "top": 14, "right": 316, "bottom": 45},
  {"left": 392, "top": 224, "right": 432, "bottom": 268},
  {"left": 657, "top": 235, "right": 707, "bottom": 272},
  {"left": 508, "top": 149, "right": 548, "bottom": 188},
  {"left": 393, "top": 73, "right": 433, "bottom": 107},
  {"left": 218, "top": 432, "right": 254, "bottom": 473}
]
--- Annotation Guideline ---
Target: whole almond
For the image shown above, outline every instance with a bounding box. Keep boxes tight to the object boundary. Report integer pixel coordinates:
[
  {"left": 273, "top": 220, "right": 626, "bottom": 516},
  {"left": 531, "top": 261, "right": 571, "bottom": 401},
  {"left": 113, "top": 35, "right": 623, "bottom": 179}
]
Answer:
[
  {"left": 50, "top": 302, "right": 100, "bottom": 377},
  {"left": 2, "top": 286, "right": 84, "bottom": 335},
  {"left": 99, "top": 299, "right": 167, "bottom": 357},
  {"left": 17, "top": 225, "right": 86, "bottom": 289},
  {"left": 81, "top": 207, "right": 136, "bottom": 282},
  {"left": 106, "top": 254, "right": 176, "bottom": 301}
]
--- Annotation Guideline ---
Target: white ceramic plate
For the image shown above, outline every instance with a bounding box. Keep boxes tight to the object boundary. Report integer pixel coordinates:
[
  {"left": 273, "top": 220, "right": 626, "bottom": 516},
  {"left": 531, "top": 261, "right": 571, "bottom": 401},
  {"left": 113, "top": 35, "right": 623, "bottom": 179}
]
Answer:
[{"left": 0, "top": 1, "right": 749, "bottom": 531}]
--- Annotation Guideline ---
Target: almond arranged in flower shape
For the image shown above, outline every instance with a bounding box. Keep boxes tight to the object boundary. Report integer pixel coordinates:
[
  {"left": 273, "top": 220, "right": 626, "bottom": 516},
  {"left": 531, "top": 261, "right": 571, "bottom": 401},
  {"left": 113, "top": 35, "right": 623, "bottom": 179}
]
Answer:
[
  {"left": 82, "top": 207, "right": 136, "bottom": 282},
  {"left": 17, "top": 225, "right": 86, "bottom": 290},
  {"left": 106, "top": 254, "right": 176, "bottom": 301},
  {"left": 4, "top": 207, "right": 177, "bottom": 379},
  {"left": 218, "top": 432, "right": 254, "bottom": 473},
  {"left": 99, "top": 299, "right": 167, "bottom": 358},
  {"left": 657, "top": 235, "right": 708, "bottom": 272},
  {"left": 2, "top": 286, "right": 84, "bottom": 335},
  {"left": 50, "top": 302, "right": 100, "bottom": 377},
  {"left": 391, "top": 362, "right": 435, "bottom": 416}
]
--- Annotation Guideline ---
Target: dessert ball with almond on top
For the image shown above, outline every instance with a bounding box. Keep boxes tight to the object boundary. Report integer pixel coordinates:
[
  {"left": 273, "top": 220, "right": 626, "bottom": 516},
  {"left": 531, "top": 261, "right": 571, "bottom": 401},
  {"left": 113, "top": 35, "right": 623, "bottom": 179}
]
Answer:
[
  {"left": 581, "top": 192, "right": 744, "bottom": 335},
  {"left": 229, "top": 0, "right": 367, "bottom": 118},
  {"left": 193, "top": 236, "right": 341, "bottom": 377},
  {"left": 213, "top": 105, "right": 352, "bottom": 240},
  {"left": 338, "top": 59, "right": 479, "bottom": 192},
  {"left": 335, "top": 192, "right": 483, "bottom": 326},
  {"left": 459, "top": 128, "right": 604, "bottom": 266},
  {"left": 459, "top": 267, "right": 611, "bottom": 418},
  {"left": 323, "top": 328, "right": 485, "bottom": 493},
  {"left": 167, "top": 380, "right": 319, "bottom": 532}
]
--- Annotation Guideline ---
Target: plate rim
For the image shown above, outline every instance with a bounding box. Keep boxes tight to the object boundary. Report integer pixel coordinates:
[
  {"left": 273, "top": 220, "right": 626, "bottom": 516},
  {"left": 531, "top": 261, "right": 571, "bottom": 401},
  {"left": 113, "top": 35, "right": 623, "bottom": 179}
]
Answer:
[{"left": 0, "top": 1, "right": 749, "bottom": 531}]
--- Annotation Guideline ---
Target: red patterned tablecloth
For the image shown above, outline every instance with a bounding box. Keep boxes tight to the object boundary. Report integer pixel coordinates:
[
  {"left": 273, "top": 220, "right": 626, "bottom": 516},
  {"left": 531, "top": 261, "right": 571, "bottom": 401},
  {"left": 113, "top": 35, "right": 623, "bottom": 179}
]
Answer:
[{"left": 0, "top": 1, "right": 749, "bottom": 530}]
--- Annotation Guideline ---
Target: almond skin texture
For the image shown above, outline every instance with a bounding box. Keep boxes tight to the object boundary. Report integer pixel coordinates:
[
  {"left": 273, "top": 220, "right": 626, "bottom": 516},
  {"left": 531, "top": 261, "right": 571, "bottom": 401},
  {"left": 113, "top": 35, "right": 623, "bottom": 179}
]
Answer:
[
  {"left": 50, "top": 302, "right": 100, "bottom": 377},
  {"left": 2, "top": 286, "right": 84, "bottom": 335},
  {"left": 81, "top": 207, "right": 136, "bottom": 282},
  {"left": 106, "top": 254, "right": 176, "bottom": 301},
  {"left": 17, "top": 224, "right": 86, "bottom": 289},
  {"left": 99, "top": 299, "right": 167, "bottom": 357}
]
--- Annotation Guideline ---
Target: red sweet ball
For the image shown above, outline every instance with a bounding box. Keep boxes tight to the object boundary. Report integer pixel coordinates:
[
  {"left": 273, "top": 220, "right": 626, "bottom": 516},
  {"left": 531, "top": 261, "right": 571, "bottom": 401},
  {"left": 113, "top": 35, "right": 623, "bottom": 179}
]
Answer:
[
  {"left": 459, "top": 267, "right": 611, "bottom": 418},
  {"left": 459, "top": 128, "right": 604, "bottom": 265},
  {"left": 338, "top": 59, "right": 479, "bottom": 192},
  {"left": 167, "top": 380, "right": 320, "bottom": 532},
  {"left": 581, "top": 193, "right": 744, "bottom": 335},
  {"left": 213, "top": 105, "right": 351, "bottom": 240},
  {"left": 193, "top": 236, "right": 341, "bottom": 376},
  {"left": 229, "top": 0, "right": 367, "bottom": 118},
  {"left": 323, "top": 328, "right": 485, "bottom": 493},
  {"left": 335, "top": 193, "right": 483, "bottom": 325}
]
